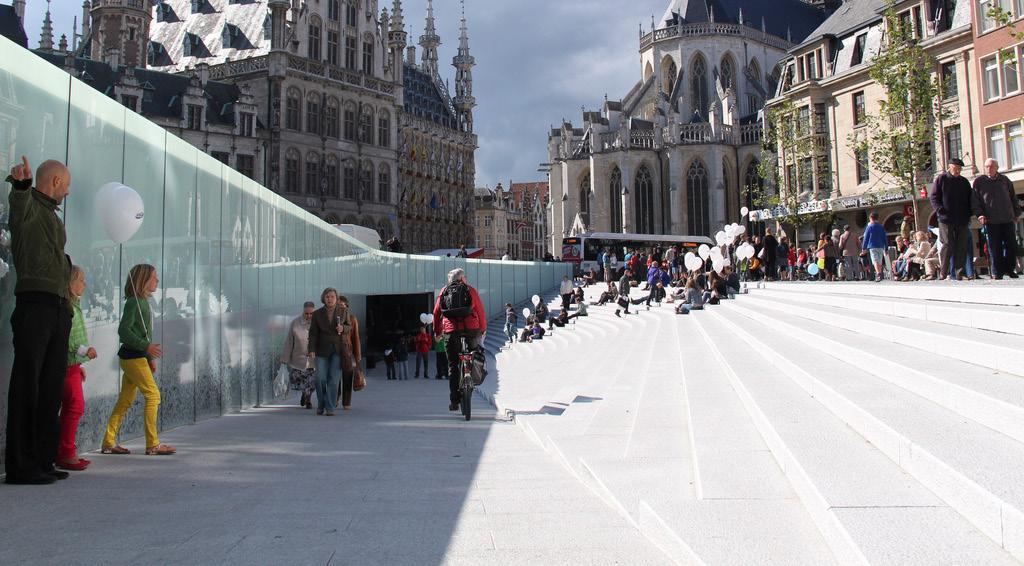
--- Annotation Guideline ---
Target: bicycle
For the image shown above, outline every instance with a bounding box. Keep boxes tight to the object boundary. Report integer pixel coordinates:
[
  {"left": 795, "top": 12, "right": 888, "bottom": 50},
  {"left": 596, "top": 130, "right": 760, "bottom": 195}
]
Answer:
[{"left": 457, "top": 336, "right": 474, "bottom": 421}]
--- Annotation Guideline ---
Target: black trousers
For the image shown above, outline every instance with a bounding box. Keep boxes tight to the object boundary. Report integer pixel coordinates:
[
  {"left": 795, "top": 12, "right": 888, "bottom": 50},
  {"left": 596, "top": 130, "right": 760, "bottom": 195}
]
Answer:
[
  {"left": 435, "top": 351, "right": 448, "bottom": 378},
  {"left": 939, "top": 223, "right": 970, "bottom": 278},
  {"left": 445, "top": 330, "right": 481, "bottom": 404},
  {"left": 560, "top": 293, "right": 571, "bottom": 312},
  {"left": 986, "top": 222, "right": 1019, "bottom": 277},
  {"left": 336, "top": 368, "right": 353, "bottom": 408},
  {"left": 6, "top": 293, "right": 72, "bottom": 479}
]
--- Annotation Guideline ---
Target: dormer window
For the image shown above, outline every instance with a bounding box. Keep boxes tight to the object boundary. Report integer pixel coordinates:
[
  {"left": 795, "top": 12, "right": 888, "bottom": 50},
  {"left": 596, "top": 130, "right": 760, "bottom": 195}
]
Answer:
[
  {"left": 147, "top": 41, "right": 171, "bottom": 67},
  {"left": 155, "top": 3, "right": 177, "bottom": 23},
  {"left": 183, "top": 33, "right": 209, "bottom": 57},
  {"left": 222, "top": 23, "right": 252, "bottom": 49},
  {"left": 850, "top": 33, "right": 867, "bottom": 66}
]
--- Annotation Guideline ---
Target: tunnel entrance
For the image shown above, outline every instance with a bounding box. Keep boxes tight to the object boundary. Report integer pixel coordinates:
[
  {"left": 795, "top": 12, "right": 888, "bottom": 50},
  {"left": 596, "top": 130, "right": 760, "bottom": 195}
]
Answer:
[{"left": 364, "top": 292, "right": 435, "bottom": 367}]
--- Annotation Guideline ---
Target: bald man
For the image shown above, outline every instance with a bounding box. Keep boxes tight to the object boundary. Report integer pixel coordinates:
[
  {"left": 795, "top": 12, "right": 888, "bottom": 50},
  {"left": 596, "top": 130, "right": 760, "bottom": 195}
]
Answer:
[
  {"left": 5, "top": 155, "right": 74, "bottom": 484},
  {"left": 972, "top": 158, "right": 1022, "bottom": 279}
]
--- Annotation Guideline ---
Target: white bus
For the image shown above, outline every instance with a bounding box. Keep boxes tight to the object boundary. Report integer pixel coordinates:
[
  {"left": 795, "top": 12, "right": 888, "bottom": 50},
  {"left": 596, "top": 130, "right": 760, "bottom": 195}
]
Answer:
[{"left": 561, "top": 232, "right": 714, "bottom": 273}]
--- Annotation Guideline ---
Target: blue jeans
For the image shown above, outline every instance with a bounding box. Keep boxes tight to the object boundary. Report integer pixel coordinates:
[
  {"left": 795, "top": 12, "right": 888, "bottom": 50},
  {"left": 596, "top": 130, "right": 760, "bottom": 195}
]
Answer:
[
  {"left": 504, "top": 322, "right": 516, "bottom": 343},
  {"left": 314, "top": 353, "right": 341, "bottom": 413}
]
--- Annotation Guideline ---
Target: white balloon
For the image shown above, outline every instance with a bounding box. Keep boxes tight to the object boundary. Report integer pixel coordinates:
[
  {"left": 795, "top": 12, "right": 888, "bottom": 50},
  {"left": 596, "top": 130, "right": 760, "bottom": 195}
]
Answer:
[
  {"left": 712, "top": 259, "right": 724, "bottom": 273},
  {"left": 740, "top": 206, "right": 749, "bottom": 217},
  {"left": 684, "top": 252, "right": 701, "bottom": 271},
  {"left": 95, "top": 182, "right": 144, "bottom": 244},
  {"left": 532, "top": 294, "right": 541, "bottom": 306},
  {"left": 0, "top": 258, "right": 8, "bottom": 279},
  {"left": 419, "top": 313, "right": 430, "bottom": 324},
  {"left": 697, "top": 244, "right": 710, "bottom": 260},
  {"left": 710, "top": 246, "right": 723, "bottom": 259},
  {"left": 736, "top": 224, "right": 747, "bottom": 235},
  {"left": 425, "top": 313, "right": 434, "bottom": 325},
  {"left": 522, "top": 307, "right": 531, "bottom": 319}
]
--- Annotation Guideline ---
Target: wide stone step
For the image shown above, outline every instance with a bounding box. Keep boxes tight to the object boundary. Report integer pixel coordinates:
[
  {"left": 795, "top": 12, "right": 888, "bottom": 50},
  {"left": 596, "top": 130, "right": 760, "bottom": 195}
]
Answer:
[
  {"left": 728, "top": 295, "right": 1024, "bottom": 445},
  {"left": 742, "top": 292, "right": 1024, "bottom": 376},
  {"left": 710, "top": 303, "right": 1024, "bottom": 561},
  {"left": 692, "top": 311, "right": 1019, "bottom": 565},
  {"left": 757, "top": 280, "right": 1024, "bottom": 306},
  {"left": 750, "top": 286, "right": 1024, "bottom": 336}
]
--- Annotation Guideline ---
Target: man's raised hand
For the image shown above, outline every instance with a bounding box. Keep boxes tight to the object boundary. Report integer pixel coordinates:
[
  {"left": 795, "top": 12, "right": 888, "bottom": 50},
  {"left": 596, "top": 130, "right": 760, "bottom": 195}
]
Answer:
[{"left": 9, "top": 155, "right": 31, "bottom": 182}]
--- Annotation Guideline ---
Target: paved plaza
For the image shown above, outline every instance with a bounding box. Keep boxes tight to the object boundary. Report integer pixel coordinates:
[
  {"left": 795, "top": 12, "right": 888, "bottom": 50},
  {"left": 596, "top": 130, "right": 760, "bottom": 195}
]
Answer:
[{"left": 3, "top": 280, "right": 1024, "bottom": 565}]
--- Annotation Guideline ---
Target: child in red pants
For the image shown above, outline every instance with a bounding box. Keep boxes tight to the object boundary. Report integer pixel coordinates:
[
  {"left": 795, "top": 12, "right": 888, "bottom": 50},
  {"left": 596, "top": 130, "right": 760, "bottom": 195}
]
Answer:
[{"left": 58, "top": 266, "right": 97, "bottom": 471}]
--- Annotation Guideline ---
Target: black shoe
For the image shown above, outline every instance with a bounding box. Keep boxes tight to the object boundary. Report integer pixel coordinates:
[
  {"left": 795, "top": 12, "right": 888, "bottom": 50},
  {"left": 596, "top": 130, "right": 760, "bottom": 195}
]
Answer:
[
  {"left": 435, "top": 376, "right": 444, "bottom": 380},
  {"left": 49, "top": 470, "right": 69, "bottom": 480},
  {"left": 1008, "top": 272, "right": 1019, "bottom": 279},
  {"left": 614, "top": 310, "right": 621, "bottom": 317},
  {"left": 449, "top": 402, "right": 460, "bottom": 411},
  {"left": 994, "top": 275, "right": 1004, "bottom": 280},
  {"left": 5, "top": 474, "right": 56, "bottom": 485}
]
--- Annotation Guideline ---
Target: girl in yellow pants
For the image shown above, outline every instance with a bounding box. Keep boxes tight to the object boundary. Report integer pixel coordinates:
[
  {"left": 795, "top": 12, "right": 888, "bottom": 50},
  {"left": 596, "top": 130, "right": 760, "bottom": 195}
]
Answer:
[{"left": 101, "top": 264, "right": 176, "bottom": 456}]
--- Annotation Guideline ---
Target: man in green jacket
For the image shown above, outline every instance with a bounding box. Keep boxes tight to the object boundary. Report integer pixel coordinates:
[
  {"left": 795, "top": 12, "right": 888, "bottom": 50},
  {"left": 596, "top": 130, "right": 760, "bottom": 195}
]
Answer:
[{"left": 5, "top": 155, "right": 74, "bottom": 485}]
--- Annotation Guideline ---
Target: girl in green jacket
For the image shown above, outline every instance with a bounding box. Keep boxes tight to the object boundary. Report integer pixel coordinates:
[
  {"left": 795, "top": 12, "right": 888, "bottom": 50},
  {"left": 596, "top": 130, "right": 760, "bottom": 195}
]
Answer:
[
  {"left": 101, "top": 264, "right": 176, "bottom": 456},
  {"left": 57, "top": 266, "right": 97, "bottom": 471}
]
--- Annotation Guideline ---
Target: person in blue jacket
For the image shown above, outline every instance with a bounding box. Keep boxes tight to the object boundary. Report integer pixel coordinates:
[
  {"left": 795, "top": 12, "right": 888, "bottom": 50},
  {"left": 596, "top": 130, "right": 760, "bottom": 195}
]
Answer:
[{"left": 861, "top": 211, "right": 889, "bottom": 282}]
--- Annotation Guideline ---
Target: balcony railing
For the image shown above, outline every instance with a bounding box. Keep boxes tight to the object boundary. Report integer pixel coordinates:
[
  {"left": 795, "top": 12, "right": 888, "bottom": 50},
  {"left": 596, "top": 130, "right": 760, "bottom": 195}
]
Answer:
[{"left": 640, "top": 22, "right": 792, "bottom": 51}]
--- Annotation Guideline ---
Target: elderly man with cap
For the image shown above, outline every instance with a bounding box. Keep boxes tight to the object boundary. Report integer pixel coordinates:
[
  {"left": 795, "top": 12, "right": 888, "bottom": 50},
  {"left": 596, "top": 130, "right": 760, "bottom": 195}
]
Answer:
[
  {"left": 5, "top": 156, "right": 74, "bottom": 484},
  {"left": 973, "top": 158, "right": 1022, "bottom": 279},
  {"left": 929, "top": 157, "right": 974, "bottom": 280}
]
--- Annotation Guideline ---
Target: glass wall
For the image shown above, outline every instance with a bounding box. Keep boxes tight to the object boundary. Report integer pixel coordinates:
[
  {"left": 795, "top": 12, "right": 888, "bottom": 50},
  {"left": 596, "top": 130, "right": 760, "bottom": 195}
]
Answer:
[{"left": 0, "top": 36, "right": 570, "bottom": 464}]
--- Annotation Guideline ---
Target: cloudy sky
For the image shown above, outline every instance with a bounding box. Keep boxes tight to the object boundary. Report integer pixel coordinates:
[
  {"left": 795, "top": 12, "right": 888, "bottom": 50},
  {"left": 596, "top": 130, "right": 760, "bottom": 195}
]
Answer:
[{"left": 21, "top": 0, "right": 654, "bottom": 187}]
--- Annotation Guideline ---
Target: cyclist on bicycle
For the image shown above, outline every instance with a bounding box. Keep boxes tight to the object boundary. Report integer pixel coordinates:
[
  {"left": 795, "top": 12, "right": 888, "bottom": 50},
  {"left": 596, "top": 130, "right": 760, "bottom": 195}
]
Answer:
[{"left": 433, "top": 268, "right": 487, "bottom": 412}]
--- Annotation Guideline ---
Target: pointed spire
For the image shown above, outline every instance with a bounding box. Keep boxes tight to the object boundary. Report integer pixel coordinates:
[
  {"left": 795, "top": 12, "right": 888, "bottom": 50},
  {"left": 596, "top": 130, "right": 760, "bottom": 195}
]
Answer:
[
  {"left": 391, "top": 0, "right": 404, "bottom": 32},
  {"left": 419, "top": 0, "right": 441, "bottom": 77},
  {"left": 40, "top": 0, "right": 55, "bottom": 51},
  {"left": 58, "top": 34, "right": 68, "bottom": 52},
  {"left": 452, "top": 0, "right": 476, "bottom": 132}
]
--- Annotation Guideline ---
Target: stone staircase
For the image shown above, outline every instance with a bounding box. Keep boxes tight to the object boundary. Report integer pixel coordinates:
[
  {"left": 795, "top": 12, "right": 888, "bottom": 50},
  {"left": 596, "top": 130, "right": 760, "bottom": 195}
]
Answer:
[{"left": 478, "top": 279, "right": 1024, "bottom": 565}]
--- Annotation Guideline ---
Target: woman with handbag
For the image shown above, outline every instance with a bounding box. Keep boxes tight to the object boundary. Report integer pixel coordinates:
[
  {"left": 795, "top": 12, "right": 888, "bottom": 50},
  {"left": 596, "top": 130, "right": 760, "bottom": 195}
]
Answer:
[
  {"left": 307, "top": 289, "right": 361, "bottom": 415},
  {"left": 336, "top": 296, "right": 363, "bottom": 409}
]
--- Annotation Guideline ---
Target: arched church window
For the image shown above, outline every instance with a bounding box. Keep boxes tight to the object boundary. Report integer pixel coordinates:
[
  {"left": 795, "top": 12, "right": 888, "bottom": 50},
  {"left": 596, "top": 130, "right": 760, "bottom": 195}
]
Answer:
[
  {"left": 691, "top": 55, "right": 708, "bottom": 120},
  {"left": 634, "top": 166, "right": 654, "bottom": 234},
  {"left": 687, "top": 160, "right": 710, "bottom": 236},
  {"left": 720, "top": 55, "right": 734, "bottom": 89},
  {"left": 609, "top": 167, "right": 623, "bottom": 233},
  {"left": 579, "top": 173, "right": 591, "bottom": 221}
]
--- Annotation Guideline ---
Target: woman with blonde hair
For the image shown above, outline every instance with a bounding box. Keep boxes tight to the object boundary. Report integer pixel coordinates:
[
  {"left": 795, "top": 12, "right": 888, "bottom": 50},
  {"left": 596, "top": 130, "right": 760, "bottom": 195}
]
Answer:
[
  {"left": 57, "top": 265, "right": 98, "bottom": 470},
  {"left": 102, "top": 264, "right": 175, "bottom": 455}
]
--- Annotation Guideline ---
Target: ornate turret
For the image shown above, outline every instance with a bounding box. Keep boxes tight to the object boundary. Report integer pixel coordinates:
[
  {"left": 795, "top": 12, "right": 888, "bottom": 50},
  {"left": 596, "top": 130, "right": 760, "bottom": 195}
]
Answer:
[
  {"left": 419, "top": 0, "right": 441, "bottom": 78},
  {"left": 452, "top": 0, "right": 476, "bottom": 133},
  {"left": 12, "top": 0, "right": 25, "bottom": 20},
  {"left": 88, "top": 0, "right": 152, "bottom": 68},
  {"left": 39, "top": 0, "right": 54, "bottom": 51},
  {"left": 389, "top": 0, "right": 408, "bottom": 89}
]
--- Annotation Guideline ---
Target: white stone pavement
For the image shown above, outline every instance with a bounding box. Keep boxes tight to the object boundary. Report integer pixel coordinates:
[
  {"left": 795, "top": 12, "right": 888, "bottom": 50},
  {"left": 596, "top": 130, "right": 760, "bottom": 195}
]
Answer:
[{"left": 3, "top": 278, "right": 1024, "bottom": 565}]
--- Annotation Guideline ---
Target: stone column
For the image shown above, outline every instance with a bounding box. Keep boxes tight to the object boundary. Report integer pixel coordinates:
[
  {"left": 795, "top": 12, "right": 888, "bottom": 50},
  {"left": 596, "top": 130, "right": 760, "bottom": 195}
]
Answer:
[
  {"left": 620, "top": 160, "right": 632, "bottom": 233},
  {"left": 668, "top": 148, "right": 683, "bottom": 234}
]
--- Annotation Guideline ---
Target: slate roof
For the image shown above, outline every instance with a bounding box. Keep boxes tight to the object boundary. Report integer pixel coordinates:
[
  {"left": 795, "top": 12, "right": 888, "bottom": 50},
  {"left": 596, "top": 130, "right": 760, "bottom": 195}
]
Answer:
[
  {"left": 36, "top": 51, "right": 245, "bottom": 127},
  {"left": 0, "top": 5, "right": 27, "bottom": 48},
  {"left": 797, "top": 0, "right": 886, "bottom": 48},
  {"left": 403, "top": 64, "right": 458, "bottom": 130},
  {"left": 660, "top": 0, "right": 830, "bottom": 44},
  {"left": 148, "top": 0, "right": 270, "bottom": 71}
]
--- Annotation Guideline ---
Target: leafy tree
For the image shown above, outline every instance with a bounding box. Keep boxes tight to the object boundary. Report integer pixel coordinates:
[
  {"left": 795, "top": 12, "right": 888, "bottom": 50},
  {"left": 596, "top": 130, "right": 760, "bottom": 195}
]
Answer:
[{"left": 847, "top": 1, "right": 948, "bottom": 229}]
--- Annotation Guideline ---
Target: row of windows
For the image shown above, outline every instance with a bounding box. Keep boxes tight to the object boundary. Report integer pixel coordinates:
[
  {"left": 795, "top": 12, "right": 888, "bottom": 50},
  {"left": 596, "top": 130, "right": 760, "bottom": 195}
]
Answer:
[
  {"left": 982, "top": 44, "right": 1022, "bottom": 102},
  {"left": 980, "top": 0, "right": 1024, "bottom": 33},
  {"left": 282, "top": 151, "right": 391, "bottom": 203},
  {"left": 210, "top": 151, "right": 256, "bottom": 180},
  {"left": 308, "top": 25, "right": 374, "bottom": 74},
  {"left": 284, "top": 90, "right": 390, "bottom": 147}
]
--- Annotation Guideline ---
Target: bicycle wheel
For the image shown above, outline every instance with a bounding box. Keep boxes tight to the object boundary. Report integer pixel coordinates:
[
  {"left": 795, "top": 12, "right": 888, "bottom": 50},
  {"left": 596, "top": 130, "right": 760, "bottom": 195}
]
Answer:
[{"left": 461, "top": 370, "right": 472, "bottom": 421}]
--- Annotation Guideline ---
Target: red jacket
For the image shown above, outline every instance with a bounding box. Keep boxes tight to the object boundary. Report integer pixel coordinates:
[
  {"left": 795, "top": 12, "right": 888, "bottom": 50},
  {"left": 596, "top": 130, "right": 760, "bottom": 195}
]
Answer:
[
  {"left": 433, "top": 283, "right": 487, "bottom": 334},
  {"left": 414, "top": 332, "right": 432, "bottom": 354}
]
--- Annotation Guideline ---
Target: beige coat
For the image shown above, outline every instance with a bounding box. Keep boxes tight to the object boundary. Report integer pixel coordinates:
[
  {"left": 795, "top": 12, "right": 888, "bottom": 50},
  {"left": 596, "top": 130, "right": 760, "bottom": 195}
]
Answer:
[{"left": 280, "top": 315, "right": 312, "bottom": 370}]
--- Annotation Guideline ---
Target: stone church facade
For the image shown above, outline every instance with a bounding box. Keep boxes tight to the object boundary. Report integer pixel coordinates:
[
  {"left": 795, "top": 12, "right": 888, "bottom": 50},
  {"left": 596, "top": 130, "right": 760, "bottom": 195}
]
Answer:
[{"left": 547, "top": 0, "right": 832, "bottom": 254}]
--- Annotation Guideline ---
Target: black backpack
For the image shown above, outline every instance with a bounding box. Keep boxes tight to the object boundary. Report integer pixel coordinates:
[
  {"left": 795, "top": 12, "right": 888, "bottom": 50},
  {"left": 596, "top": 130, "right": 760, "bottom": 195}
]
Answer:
[{"left": 440, "top": 282, "right": 473, "bottom": 319}]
